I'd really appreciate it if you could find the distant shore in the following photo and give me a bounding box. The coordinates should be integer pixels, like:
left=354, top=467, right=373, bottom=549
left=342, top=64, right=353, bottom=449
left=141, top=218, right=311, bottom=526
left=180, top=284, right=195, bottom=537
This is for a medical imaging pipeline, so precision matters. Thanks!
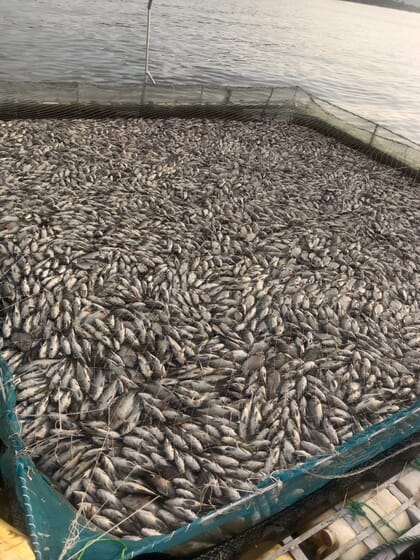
left=342, top=0, right=420, bottom=13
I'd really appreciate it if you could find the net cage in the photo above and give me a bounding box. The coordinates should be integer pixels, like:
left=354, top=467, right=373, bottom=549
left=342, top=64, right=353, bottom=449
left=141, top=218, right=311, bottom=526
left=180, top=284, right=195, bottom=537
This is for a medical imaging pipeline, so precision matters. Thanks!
left=0, top=53, right=420, bottom=560
left=0, top=354, right=419, bottom=560
left=0, top=81, right=419, bottom=175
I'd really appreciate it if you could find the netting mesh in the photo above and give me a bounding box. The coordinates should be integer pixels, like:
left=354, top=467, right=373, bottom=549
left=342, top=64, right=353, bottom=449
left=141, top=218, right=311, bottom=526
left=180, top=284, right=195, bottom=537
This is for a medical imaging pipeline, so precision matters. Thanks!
left=1, top=78, right=419, bottom=560
left=193, top=439, right=420, bottom=560
left=0, top=82, right=419, bottom=175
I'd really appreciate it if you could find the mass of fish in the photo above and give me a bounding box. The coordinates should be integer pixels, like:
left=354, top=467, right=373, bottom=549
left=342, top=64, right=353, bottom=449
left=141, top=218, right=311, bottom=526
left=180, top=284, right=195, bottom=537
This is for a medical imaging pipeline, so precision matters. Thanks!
left=0, top=117, right=419, bottom=540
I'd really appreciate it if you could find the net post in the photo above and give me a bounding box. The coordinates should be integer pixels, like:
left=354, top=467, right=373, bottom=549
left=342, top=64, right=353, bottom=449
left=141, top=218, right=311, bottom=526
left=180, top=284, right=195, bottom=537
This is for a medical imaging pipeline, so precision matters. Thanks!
left=293, top=85, right=299, bottom=108
left=144, top=0, right=156, bottom=85
left=369, top=123, right=379, bottom=148
left=223, top=87, right=231, bottom=105
left=261, top=87, right=273, bottom=118
left=140, top=82, right=146, bottom=107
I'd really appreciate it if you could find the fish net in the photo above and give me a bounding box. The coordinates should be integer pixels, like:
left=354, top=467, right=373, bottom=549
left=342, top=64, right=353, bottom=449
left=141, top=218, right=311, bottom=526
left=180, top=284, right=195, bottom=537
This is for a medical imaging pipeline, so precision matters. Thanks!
left=0, top=81, right=419, bottom=176
left=0, top=79, right=420, bottom=560
left=194, top=437, right=420, bottom=560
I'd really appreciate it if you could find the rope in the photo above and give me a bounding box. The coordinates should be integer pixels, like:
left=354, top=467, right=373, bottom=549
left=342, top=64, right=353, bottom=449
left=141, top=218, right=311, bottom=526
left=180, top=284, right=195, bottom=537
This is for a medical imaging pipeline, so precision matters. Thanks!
left=347, top=499, right=404, bottom=539
left=305, top=442, right=420, bottom=480
left=361, top=534, right=420, bottom=560
left=76, top=538, right=128, bottom=560
left=347, top=499, right=404, bottom=560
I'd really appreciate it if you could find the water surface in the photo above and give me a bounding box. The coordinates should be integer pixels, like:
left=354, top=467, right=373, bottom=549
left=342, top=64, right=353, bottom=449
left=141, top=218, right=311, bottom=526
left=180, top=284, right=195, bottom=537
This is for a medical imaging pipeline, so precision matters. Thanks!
left=0, top=0, right=419, bottom=141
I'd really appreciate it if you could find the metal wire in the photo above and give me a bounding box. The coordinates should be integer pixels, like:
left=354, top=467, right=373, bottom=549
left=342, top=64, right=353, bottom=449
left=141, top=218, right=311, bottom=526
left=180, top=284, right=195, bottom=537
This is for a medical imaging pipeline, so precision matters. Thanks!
left=144, top=0, right=156, bottom=85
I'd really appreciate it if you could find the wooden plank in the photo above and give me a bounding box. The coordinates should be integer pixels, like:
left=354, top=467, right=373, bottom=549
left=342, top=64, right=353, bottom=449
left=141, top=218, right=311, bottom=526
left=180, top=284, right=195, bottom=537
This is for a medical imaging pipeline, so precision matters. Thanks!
left=282, top=536, right=309, bottom=560
left=271, top=472, right=405, bottom=557
left=322, top=495, right=418, bottom=560
left=264, top=468, right=419, bottom=560
left=387, top=483, right=418, bottom=508
left=387, top=483, right=420, bottom=525
left=395, top=467, right=420, bottom=507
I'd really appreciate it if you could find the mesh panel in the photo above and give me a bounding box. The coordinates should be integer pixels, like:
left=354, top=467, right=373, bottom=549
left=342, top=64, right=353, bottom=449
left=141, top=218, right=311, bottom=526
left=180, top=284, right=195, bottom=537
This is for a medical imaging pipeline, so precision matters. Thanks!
left=192, top=438, right=420, bottom=560
left=0, top=81, right=419, bottom=175
left=1, top=77, right=419, bottom=560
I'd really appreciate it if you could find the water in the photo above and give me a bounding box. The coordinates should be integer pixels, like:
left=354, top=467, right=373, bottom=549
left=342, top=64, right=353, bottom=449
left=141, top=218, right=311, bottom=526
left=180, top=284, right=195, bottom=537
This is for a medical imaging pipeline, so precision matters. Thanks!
left=1, top=0, right=419, bottom=142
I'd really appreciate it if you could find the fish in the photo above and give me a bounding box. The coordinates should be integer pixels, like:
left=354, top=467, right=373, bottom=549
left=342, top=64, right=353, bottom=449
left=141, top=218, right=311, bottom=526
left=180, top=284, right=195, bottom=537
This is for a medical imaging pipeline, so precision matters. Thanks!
left=0, top=116, right=417, bottom=541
